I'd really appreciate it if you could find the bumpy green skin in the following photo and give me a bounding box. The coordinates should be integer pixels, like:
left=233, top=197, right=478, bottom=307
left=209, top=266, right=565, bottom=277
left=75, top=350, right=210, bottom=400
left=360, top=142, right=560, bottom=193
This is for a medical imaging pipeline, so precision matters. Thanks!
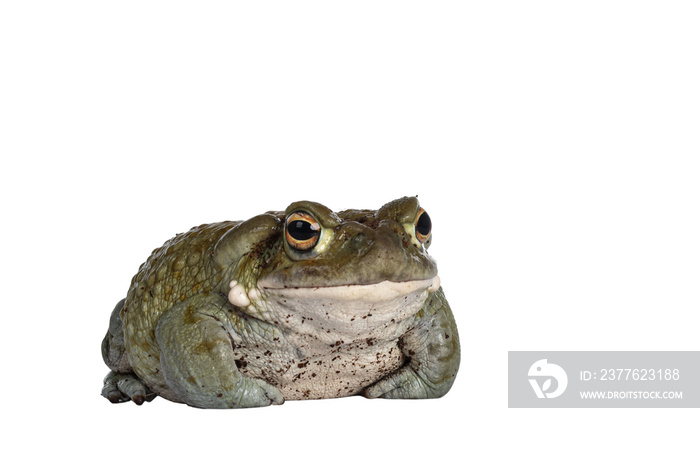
left=101, top=197, right=460, bottom=408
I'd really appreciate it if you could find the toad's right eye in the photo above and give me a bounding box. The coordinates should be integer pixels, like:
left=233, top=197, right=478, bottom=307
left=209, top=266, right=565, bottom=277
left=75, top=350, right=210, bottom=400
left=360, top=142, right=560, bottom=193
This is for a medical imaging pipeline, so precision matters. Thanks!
left=285, top=211, right=321, bottom=251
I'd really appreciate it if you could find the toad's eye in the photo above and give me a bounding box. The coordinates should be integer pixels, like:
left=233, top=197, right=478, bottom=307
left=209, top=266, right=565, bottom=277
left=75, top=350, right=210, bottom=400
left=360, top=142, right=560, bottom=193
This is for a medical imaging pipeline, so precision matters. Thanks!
left=286, top=211, right=321, bottom=251
left=414, top=209, right=432, bottom=244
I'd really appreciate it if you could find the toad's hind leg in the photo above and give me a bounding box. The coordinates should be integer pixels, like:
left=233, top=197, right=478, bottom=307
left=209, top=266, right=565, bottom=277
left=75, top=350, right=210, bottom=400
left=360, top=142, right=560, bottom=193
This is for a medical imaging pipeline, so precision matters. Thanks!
left=155, top=294, right=284, bottom=409
left=101, top=299, right=156, bottom=404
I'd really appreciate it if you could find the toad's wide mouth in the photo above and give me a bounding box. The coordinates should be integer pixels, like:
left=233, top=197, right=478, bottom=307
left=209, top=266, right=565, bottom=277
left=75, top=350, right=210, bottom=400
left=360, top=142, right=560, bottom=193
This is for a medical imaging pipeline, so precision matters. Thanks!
left=258, top=276, right=440, bottom=300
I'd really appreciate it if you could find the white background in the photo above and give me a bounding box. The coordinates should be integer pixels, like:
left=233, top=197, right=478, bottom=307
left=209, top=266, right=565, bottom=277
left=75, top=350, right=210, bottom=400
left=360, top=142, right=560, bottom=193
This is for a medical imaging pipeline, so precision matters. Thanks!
left=1, top=1, right=698, bottom=464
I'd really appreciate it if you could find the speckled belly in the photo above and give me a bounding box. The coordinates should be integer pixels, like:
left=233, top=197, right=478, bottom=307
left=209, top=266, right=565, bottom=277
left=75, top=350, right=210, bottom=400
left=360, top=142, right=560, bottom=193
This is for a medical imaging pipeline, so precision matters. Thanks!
left=237, top=336, right=405, bottom=400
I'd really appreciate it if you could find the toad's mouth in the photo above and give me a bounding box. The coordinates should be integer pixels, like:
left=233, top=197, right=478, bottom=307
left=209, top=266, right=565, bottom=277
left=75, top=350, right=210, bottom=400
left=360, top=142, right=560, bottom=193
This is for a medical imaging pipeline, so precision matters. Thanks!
left=257, top=276, right=440, bottom=298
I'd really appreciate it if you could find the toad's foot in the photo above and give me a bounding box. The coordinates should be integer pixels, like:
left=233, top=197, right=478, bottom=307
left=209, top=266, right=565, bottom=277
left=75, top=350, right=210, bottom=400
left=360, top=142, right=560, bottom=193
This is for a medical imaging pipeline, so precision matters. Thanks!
left=364, top=365, right=446, bottom=399
left=102, top=371, right=157, bottom=405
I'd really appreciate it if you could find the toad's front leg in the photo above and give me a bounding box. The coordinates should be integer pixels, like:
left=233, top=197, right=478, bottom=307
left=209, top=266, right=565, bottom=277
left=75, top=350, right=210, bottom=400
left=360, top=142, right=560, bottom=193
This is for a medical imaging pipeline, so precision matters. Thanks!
left=155, top=294, right=284, bottom=409
left=364, top=288, right=460, bottom=399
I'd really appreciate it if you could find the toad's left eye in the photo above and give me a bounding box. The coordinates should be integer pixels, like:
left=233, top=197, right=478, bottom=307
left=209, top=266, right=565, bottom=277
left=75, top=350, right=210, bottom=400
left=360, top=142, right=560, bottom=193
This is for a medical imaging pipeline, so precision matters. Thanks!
left=414, top=209, right=432, bottom=243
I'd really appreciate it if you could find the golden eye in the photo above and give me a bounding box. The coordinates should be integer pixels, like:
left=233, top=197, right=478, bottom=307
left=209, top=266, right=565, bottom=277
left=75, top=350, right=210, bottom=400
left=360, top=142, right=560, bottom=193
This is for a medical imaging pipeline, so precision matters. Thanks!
left=414, top=208, right=432, bottom=244
left=285, top=211, right=321, bottom=251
